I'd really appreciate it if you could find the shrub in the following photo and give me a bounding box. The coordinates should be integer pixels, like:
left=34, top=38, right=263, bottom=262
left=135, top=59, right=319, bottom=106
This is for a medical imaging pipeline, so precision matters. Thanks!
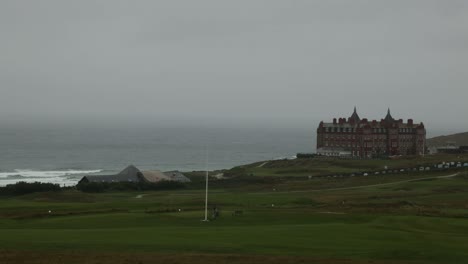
left=76, top=181, right=185, bottom=193
left=0, top=181, right=61, bottom=196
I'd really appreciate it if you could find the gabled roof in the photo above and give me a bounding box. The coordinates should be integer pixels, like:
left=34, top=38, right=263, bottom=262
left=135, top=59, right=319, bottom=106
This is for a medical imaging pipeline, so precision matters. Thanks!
left=165, top=171, right=191, bottom=183
left=141, top=170, right=171, bottom=183
left=81, top=165, right=142, bottom=183
left=79, top=166, right=192, bottom=184
left=140, top=170, right=191, bottom=183
left=117, top=165, right=141, bottom=178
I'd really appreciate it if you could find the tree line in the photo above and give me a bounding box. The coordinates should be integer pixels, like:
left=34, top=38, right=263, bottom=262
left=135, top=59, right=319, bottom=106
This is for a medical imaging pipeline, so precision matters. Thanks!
left=0, top=181, right=61, bottom=196
left=0, top=181, right=186, bottom=195
left=76, top=180, right=185, bottom=193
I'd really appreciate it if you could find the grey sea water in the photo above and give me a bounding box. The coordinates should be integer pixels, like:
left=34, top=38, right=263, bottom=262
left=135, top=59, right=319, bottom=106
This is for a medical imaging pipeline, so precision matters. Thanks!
left=0, top=123, right=315, bottom=186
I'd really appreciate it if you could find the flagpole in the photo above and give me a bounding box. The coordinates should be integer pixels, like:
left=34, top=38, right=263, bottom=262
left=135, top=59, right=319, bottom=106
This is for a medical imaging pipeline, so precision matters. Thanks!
left=203, top=146, right=209, bottom=222
left=204, top=168, right=209, bottom=221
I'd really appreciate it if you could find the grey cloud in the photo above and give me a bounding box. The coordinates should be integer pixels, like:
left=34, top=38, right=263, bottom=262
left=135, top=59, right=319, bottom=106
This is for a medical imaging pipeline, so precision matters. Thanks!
left=0, top=0, right=467, bottom=136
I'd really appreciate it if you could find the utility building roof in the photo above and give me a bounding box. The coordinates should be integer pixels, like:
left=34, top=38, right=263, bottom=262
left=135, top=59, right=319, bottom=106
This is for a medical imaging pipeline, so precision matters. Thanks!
left=140, top=170, right=171, bottom=183
left=78, top=165, right=191, bottom=184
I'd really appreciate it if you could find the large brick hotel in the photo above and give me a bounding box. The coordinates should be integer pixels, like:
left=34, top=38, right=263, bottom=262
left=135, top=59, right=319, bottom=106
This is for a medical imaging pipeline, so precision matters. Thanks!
left=316, top=108, right=426, bottom=158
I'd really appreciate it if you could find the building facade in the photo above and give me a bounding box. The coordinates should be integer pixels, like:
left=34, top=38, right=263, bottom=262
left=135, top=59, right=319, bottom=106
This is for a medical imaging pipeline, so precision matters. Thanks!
left=316, top=108, right=426, bottom=158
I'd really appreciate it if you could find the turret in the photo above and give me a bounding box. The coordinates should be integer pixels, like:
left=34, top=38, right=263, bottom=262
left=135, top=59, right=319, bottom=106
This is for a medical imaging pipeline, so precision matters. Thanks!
left=349, top=106, right=361, bottom=124
left=384, top=108, right=394, bottom=123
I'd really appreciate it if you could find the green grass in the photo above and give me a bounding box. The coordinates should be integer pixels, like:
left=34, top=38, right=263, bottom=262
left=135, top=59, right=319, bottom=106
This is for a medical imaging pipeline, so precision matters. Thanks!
left=1, top=170, right=468, bottom=263
left=228, top=153, right=468, bottom=177
left=1, top=214, right=467, bottom=261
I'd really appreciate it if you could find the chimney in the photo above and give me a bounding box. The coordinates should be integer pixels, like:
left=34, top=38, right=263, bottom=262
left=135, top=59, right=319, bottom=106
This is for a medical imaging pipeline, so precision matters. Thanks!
left=408, top=119, right=413, bottom=126
left=333, top=118, right=337, bottom=124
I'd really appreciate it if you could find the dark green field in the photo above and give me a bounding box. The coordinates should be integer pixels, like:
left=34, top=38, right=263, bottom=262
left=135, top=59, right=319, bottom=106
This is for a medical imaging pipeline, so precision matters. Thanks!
left=1, top=158, right=468, bottom=263
left=227, top=153, right=468, bottom=177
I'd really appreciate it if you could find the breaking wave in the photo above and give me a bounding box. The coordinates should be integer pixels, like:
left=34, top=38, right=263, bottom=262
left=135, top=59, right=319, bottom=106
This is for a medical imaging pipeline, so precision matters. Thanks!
left=0, top=169, right=103, bottom=187
left=0, top=169, right=102, bottom=179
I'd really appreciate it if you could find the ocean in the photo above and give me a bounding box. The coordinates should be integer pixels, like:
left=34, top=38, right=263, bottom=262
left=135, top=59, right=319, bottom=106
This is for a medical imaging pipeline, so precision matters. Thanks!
left=0, top=123, right=315, bottom=186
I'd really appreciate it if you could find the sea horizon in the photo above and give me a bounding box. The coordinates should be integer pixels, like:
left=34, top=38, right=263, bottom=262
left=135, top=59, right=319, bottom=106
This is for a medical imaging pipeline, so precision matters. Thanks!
left=0, top=122, right=314, bottom=186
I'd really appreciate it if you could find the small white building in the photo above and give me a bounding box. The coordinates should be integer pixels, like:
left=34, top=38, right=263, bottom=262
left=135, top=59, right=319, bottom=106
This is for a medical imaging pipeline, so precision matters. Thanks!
left=317, top=147, right=352, bottom=157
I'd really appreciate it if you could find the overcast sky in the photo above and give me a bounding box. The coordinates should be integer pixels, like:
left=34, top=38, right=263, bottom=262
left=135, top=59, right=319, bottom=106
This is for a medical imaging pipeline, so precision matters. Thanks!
left=1, top=0, right=467, bottom=135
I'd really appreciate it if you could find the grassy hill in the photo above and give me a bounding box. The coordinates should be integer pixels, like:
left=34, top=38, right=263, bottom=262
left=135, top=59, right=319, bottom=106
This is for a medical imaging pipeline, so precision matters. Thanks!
left=224, top=153, right=468, bottom=178
left=427, top=132, right=468, bottom=147
left=2, top=155, right=468, bottom=263
left=1, top=168, right=468, bottom=263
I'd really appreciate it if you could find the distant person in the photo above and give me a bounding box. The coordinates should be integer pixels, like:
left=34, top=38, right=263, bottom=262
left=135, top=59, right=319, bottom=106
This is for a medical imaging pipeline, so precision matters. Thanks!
left=212, top=205, right=219, bottom=219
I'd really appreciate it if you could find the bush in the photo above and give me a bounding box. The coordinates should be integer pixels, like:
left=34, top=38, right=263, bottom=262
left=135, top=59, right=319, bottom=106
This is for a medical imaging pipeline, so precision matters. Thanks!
left=0, top=181, right=61, bottom=196
left=296, top=153, right=317, bottom=159
left=223, top=167, right=247, bottom=178
left=76, top=181, right=185, bottom=193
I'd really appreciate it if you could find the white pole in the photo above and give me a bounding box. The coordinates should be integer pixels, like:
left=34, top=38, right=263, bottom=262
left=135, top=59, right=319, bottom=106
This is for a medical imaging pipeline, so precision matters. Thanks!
left=203, top=147, right=209, bottom=221
left=204, top=169, right=209, bottom=221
